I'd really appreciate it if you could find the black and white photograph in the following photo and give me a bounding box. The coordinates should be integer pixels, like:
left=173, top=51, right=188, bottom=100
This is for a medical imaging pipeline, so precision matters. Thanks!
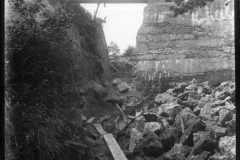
left=4, top=0, right=236, bottom=160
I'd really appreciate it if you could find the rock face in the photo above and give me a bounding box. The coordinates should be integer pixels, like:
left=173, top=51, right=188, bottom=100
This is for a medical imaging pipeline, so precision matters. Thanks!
left=132, top=0, right=234, bottom=86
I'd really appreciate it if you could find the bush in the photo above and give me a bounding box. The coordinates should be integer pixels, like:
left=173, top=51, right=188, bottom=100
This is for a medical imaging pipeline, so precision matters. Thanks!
left=169, top=0, right=214, bottom=17
left=122, top=45, right=135, bottom=57
left=108, top=41, right=121, bottom=56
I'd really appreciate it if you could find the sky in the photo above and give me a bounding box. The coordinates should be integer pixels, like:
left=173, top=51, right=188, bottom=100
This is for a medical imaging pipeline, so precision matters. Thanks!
left=81, top=4, right=146, bottom=53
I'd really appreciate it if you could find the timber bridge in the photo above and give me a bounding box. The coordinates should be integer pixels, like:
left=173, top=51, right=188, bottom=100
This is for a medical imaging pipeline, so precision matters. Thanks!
left=69, top=0, right=149, bottom=3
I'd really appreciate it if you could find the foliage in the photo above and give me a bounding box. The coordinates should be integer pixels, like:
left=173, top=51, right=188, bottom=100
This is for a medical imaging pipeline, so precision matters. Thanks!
left=169, top=0, right=214, bottom=17
left=5, top=0, right=99, bottom=159
left=122, top=45, right=135, bottom=57
left=107, top=41, right=120, bottom=56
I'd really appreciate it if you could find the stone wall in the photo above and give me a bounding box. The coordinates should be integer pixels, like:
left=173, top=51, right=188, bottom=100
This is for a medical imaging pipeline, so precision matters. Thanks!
left=133, top=0, right=235, bottom=85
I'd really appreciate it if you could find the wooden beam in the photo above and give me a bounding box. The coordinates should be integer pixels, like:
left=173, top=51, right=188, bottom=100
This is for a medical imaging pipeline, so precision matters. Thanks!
left=93, top=123, right=108, bottom=135
left=69, top=0, right=148, bottom=3
left=93, top=123, right=128, bottom=160
left=104, top=134, right=128, bottom=160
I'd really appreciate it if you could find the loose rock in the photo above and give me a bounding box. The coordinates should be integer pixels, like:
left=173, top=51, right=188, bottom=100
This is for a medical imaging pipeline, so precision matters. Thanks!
left=189, top=131, right=218, bottom=156
left=218, top=109, right=233, bottom=127
left=208, top=152, right=228, bottom=160
left=143, top=122, right=162, bottom=135
left=218, top=136, right=236, bottom=159
left=135, top=132, right=164, bottom=157
left=180, top=118, right=206, bottom=146
left=161, top=102, right=182, bottom=118
left=155, top=93, right=177, bottom=105
left=160, top=128, right=181, bottom=152
left=117, top=82, right=129, bottom=93
left=143, top=112, right=158, bottom=122
left=187, top=151, right=211, bottom=160
left=129, top=128, right=143, bottom=152
left=163, top=143, right=191, bottom=159
left=172, top=110, right=196, bottom=132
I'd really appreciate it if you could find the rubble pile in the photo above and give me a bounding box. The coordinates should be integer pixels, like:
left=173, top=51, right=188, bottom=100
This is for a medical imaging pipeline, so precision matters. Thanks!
left=121, top=80, right=236, bottom=160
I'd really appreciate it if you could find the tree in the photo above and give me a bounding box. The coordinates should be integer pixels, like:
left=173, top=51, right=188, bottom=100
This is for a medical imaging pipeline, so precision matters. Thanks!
left=169, top=0, right=214, bottom=17
left=108, top=41, right=120, bottom=56
left=122, top=45, right=135, bottom=57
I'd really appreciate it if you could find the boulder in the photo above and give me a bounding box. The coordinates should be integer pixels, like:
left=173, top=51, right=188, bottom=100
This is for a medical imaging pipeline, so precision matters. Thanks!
left=204, top=121, right=218, bottom=131
left=117, top=82, right=129, bottom=93
left=187, top=151, right=211, bottom=160
left=161, top=103, right=182, bottom=118
left=193, top=131, right=206, bottom=144
left=218, top=136, right=236, bottom=159
left=199, top=95, right=214, bottom=105
left=160, top=118, right=171, bottom=130
left=208, top=152, right=229, bottom=160
left=180, top=118, right=206, bottom=146
left=129, top=128, right=143, bottom=152
left=225, top=117, right=236, bottom=136
left=143, top=112, right=158, bottom=122
left=210, top=100, right=226, bottom=108
left=172, top=110, right=196, bottom=132
left=202, top=87, right=212, bottom=95
left=223, top=102, right=235, bottom=113
left=177, top=82, right=188, bottom=93
left=193, top=106, right=201, bottom=116
left=155, top=93, right=177, bottom=105
left=135, top=132, right=164, bottom=157
left=208, top=125, right=227, bottom=140
left=197, top=101, right=206, bottom=108
left=216, top=91, right=230, bottom=100
left=189, top=131, right=218, bottom=156
left=185, top=83, right=198, bottom=91
left=112, top=78, right=122, bottom=86
left=196, top=86, right=203, bottom=95
left=157, top=116, right=175, bottom=126
left=156, top=116, right=171, bottom=132
left=190, top=79, right=197, bottom=84
left=160, top=128, right=181, bottom=152
left=182, top=107, right=194, bottom=114
left=187, top=91, right=201, bottom=103
left=177, top=98, right=196, bottom=109
left=178, top=91, right=189, bottom=101
left=199, top=103, right=214, bottom=120
left=214, top=81, right=235, bottom=100
left=143, top=122, right=162, bottom=135
left=163, top=143, right=191, bottom=159
left=218, top=109, right=233, bottom=127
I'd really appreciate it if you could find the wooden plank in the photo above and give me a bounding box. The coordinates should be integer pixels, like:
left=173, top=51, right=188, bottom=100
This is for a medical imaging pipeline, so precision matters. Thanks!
left=93, top=123, right=108, bottom=135
left=69, top=0, right=148, bottom=3
left=103, top=134, right=128, bottom=160
left=86, top=117, right=95, bottom=124
left=65, top=141, right=88, bottom=148
left=96, top=115, right=110, bottom=123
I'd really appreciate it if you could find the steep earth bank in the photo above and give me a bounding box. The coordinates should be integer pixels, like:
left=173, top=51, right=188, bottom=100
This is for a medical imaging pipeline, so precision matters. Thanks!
left=6, top=0, right=113, bottom=159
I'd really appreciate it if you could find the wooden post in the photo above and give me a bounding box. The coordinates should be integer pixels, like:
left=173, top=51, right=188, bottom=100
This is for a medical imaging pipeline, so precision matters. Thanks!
left=94, top=0, right=100, bottom=20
